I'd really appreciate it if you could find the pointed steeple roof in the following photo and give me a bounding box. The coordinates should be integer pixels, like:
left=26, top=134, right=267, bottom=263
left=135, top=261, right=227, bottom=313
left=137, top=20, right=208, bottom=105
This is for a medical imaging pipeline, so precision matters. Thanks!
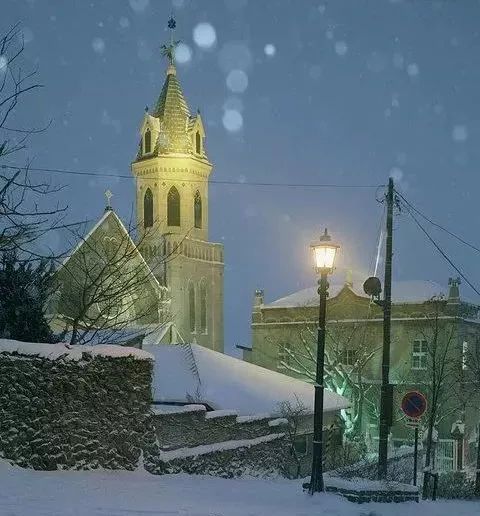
left=153, top=64, right=192, bottom=154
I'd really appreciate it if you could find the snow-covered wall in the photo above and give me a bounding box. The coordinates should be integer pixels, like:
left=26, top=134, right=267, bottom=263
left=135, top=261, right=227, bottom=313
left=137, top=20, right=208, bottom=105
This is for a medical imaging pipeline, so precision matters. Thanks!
left=0, top=339, right=152, bottom=470
left=144, top=406, right=290, bottom=478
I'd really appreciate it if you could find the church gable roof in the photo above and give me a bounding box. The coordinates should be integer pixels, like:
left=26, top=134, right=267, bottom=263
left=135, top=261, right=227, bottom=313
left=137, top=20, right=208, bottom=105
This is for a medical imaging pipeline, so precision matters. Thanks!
left=59, top=209, right=163, bottom=295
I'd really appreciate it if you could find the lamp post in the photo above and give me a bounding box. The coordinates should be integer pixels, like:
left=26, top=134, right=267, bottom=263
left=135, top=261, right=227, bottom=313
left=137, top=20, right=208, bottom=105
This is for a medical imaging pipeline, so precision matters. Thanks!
left=308, top=228, right=339, bottom=494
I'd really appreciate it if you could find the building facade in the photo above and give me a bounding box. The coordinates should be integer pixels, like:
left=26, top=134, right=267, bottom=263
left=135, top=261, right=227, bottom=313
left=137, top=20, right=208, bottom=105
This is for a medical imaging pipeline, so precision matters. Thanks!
left=242, top=277, right=480, bottom=470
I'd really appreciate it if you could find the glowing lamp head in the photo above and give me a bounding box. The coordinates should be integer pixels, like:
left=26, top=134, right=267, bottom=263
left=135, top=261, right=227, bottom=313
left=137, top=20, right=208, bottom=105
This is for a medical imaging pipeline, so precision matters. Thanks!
left=310, top=228, right=339, bottom=273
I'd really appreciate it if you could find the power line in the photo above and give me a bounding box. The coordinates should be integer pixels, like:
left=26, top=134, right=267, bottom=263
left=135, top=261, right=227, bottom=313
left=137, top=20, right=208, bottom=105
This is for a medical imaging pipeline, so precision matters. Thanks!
left=402, top=202, right=480, bottom=298
left=0, top=164, right=383, bottom=190
left=395, top=189, right=480, bottom=255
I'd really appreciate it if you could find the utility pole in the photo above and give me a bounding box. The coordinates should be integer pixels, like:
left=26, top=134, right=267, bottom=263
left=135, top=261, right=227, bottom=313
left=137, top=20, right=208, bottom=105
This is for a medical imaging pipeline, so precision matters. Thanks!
left=378, top=177, right=394, bottom=479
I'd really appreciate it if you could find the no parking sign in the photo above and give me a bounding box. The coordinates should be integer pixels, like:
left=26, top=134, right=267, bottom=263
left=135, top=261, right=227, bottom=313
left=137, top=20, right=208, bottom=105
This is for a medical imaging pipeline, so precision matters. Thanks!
left=401, top=390, right=427, bottom=420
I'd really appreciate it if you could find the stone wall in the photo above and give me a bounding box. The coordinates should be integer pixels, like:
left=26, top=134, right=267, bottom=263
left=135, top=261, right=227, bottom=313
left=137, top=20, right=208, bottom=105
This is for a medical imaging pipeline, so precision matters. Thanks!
left=144, top=405, right=290, bottom=478
left=323, top=476, right=419, bottom=503
left=0, top=340, right=152, bottom=471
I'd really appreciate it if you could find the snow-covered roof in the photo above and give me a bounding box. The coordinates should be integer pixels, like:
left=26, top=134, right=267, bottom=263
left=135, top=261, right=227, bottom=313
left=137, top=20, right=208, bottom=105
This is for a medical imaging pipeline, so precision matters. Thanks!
left=266, top=280, right=452, bottom=309
left=145, top=343, right=349, bottom=416
left=0, top=339, right=153, bottom=362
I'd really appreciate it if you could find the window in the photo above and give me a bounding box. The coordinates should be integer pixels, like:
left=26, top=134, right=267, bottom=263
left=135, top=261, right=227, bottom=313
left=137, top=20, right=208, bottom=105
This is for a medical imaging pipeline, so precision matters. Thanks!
left=194, top=190, right=202, bottom=229
left=167, top=186, right=180, bottom=226
left=341, top=349, right=356, bottom=366
left=278, top=342, right=291, bottom=370
left=293, top=435, right=308, bottom=456
left=144, top=128, right=151, bottom=154
left=411, top=339, right=428, bottom=370
left=144, top=188, right=153, bottom=228
left=200, top=280, right=207, bottom=334
left=188, top=282, right=196, bottom=333
left=195, top=131, right=201, bottom=154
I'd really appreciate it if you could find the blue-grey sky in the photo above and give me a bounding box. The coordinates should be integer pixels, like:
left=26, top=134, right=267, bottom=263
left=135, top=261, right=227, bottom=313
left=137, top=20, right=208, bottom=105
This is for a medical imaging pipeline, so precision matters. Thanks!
left=3, top=0, right=480, bottom=353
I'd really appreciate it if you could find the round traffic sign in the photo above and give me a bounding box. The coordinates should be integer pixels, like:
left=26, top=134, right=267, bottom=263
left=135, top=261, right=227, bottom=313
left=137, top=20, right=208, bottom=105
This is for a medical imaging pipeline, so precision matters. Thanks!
left=401, top=390, right=427, bottom=419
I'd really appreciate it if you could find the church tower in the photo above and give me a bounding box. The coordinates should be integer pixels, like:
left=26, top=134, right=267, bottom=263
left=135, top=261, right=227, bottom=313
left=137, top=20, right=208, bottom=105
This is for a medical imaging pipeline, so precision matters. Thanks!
left=131, top=19, right=224, bottom=352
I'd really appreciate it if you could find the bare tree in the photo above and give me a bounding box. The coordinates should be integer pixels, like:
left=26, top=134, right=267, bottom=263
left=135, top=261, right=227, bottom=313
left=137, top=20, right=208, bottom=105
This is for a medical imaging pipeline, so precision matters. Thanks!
left=278, top=397, right=310, bottom=479
left=51, top=213, right=172, bottom=346
left=395, top=296, right=459, bottom=496
left=463, top=335, right=480, bottom=495
left=0, top=23, right=65, bottom=256
left=276, top=317, right=379, bottom=438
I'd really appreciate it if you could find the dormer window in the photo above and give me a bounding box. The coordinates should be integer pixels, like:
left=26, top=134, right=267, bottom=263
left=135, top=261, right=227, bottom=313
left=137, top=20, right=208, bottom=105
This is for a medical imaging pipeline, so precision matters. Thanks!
left=195, top=131, right=201, bottom=154
left=144, top=128, right=152, bottom=154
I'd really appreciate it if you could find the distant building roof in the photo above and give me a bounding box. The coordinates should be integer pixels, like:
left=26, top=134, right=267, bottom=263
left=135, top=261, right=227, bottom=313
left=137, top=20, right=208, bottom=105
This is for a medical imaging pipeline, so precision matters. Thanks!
left=144, top=343, right=349, bottom=416
left=264, top=280, right=474, bottom=309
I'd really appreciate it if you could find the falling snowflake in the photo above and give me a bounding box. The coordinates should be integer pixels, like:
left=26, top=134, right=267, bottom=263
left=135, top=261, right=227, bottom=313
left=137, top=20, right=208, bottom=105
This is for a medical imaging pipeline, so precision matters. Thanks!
left=452, top=125, right=468, bottom=142
left=193, top=23, right=217, bottom=49
left=407, top=63, right=419, bottom=77
left=218, top=41, right=252, bottom=72
left=175, top=43, right=192, bottom=64
left=393, top=53, right=404, bottom=69
left=335, top=41, right=348, bottom=57
left=222, top=109, right=243, bottom=132
left=129, top=0, right=149, bottom=13
left=92, top=38, right=106, bottom=55
left=226, top=69, right=248, bottom=93
left=264, top=44, right=276, bottom=57
left=119, top=17, right=130, bottom=29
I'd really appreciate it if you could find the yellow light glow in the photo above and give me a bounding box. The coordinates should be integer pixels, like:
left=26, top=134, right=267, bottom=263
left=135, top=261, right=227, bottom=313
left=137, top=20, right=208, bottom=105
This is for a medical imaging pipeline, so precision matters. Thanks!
left=313, top=246, right=337, bottom=270
left=310, top=228, right=339, bottom=273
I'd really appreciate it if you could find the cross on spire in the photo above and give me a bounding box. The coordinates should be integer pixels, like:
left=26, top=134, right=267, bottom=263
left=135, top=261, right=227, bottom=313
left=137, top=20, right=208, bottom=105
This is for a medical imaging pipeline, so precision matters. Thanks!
left=161, top=15, right=180, bottom=66
left=104, top=189, right=113, bottom=211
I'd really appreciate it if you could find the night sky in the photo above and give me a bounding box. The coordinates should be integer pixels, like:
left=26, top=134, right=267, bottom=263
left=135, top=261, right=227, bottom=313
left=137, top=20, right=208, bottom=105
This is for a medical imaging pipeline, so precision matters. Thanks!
left=3, top=0, right=480, bottom=353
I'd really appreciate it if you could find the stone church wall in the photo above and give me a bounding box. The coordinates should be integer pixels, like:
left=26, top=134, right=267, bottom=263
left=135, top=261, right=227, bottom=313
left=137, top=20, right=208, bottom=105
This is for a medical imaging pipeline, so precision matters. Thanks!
left=143, top=406, right=291, bottom=478
left=0, top=340, right=152, bottom=471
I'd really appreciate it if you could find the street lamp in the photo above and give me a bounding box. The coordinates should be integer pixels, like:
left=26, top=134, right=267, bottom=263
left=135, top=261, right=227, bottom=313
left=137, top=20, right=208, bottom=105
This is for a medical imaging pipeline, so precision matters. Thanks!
left=308, top=228, right=339, bottom=494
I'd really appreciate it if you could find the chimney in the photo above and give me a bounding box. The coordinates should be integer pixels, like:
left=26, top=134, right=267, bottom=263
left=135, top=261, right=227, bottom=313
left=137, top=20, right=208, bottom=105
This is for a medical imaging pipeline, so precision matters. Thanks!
left=448, top=277, right=461, bottom=304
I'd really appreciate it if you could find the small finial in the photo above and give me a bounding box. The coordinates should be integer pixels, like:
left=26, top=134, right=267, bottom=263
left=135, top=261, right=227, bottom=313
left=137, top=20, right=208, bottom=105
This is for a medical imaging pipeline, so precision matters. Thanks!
left=161, top=14, right=180, bottom=69
left=104, top=189, right=113, bottom=211
left=145, top=105, right=149, bottom=113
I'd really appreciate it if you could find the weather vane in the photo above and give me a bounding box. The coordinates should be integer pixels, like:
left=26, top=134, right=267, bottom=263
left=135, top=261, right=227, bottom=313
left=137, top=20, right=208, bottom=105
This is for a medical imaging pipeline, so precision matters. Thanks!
left=161, top=14, right=180, bottom=65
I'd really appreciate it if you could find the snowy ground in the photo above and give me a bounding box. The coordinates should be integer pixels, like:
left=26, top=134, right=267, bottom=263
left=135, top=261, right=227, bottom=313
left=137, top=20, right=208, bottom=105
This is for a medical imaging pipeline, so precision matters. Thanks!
left=0, top=461, right=478, bottom=516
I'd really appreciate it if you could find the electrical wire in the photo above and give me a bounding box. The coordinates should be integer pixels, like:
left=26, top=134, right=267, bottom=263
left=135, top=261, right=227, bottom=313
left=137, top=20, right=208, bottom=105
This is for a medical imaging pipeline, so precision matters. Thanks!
left=0, top=164, right=384, bottom=190
left=395, top=189, right=480, bottom=256
left=402, top=202, right=480, bottom=298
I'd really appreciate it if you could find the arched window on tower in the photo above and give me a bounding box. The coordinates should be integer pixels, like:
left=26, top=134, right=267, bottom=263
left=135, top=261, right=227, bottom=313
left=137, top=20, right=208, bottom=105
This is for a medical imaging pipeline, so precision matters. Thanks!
left=167, top=186, right=180, bottom=226
left=188, top=282, right=196, bottom=333
left=195, top=131, right=201, bottom=154
left=144, top=188, right=153, bottom=228
left=200, top=280, right=207, bottom=334
left=194, top=190, right=202, bottom=229
left=144, top=128, right=152, bottom=154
